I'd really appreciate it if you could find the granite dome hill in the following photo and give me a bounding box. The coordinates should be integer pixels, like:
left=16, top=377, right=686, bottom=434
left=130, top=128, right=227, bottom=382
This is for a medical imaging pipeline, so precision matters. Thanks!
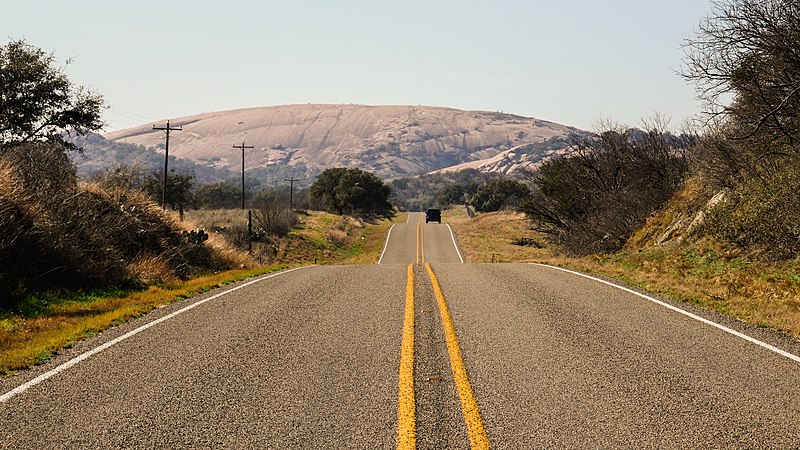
left=104, top=104, right=579, bottom=182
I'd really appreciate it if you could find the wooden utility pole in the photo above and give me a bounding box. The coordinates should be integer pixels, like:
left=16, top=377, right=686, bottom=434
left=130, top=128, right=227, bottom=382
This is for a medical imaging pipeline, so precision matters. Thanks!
left=153, top=120, right=182, bottom=207
left=284, top=176, right=300, bottom=209
left=232, top=141, right=254, bottom=210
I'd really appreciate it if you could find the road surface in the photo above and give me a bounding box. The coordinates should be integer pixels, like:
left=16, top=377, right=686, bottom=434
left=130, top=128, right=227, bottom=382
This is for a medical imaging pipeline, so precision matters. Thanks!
left=2, top=211, right=800, bottom=448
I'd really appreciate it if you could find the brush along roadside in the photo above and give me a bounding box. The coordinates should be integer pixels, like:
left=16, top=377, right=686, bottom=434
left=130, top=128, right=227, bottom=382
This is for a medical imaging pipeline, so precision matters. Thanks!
left=185, top=209, right=400, bottom=266
left=444, top=209, right=800, bottom=340
left=0, top=211, right=399, bottom=375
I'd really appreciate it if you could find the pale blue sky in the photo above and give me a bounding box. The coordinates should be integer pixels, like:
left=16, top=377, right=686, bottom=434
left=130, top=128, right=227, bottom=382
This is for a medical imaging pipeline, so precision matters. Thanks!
left=2, top=0, right=713, bottom=131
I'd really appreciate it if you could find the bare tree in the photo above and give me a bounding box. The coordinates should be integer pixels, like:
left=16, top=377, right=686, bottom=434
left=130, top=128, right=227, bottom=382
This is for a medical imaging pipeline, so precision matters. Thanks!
left=682, top=0, right=800, bottom=145
left=519, top=121, right=691, bottom=255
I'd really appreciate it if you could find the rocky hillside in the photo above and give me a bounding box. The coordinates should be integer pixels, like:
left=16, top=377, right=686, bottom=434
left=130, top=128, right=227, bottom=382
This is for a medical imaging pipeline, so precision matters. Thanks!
left=102, top=104, right=579, bottom=184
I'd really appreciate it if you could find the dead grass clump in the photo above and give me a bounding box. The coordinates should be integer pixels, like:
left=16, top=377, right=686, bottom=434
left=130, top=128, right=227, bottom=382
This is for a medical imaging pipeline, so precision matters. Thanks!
left=252, top=205, right=298, bottom=237
left=323, top=216, right=364, bottom=247
left=203, top=233, right=257, bottom=269
left=0, top=143, right=252, bottom=310
left=184, top=208, right=288, bottom=265
left=126, top=253, right=180, bottom=285
left=326, top=229, right=348, bottom=246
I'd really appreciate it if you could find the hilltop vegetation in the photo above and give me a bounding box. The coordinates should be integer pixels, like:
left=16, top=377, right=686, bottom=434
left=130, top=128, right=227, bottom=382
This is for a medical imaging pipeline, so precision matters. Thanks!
left=71, top=133, right=231, bottom=184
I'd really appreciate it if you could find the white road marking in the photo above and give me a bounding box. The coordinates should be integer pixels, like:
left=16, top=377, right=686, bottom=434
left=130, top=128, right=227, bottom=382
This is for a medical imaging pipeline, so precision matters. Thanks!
left=530, top=263, right=800, bottom=365
left=445, top=223, right=464, bottom=264
left=377, top=224, right=396, bottom=265
left=0, top=266, right=309, bottom=403
left=406, top=212, right=412, bottom=224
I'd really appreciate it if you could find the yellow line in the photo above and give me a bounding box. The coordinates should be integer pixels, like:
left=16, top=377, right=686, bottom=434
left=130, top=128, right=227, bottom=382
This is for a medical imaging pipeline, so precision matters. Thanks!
left=425, top=263, right=490, bottom=449
left=415, top=221, right=420, bottom=264
left=397, top=264, right=416, bottom=449
left=420, top=221, right=426, bottom=263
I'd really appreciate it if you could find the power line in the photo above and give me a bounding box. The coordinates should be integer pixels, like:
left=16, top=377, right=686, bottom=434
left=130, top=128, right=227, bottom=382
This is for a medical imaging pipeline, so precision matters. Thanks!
left=233, top=141, right=254, bottom=210
left=108, top=108, right=161, bottom=122
left=153, top=120, right=183, bottom=207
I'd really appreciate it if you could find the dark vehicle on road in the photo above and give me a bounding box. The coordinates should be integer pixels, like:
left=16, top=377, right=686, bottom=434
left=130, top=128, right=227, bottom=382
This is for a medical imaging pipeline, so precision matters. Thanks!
left=425, top=208, right=441, bottom=223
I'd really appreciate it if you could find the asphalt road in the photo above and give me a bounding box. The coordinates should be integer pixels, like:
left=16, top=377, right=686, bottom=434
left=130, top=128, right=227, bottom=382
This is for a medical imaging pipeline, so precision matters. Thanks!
left=2, top=211, right=800, bottom=448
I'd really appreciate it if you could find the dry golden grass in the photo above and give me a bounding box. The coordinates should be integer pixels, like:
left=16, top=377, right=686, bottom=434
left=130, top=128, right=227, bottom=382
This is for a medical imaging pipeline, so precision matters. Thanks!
left=549, top=242, right=800, bottom=339
left=126, top=253, right=179, bottom=285
left=444, top=209, right=551, bottom=263
left=0, top=160, right=18, bottom=194
left=203, top=232, right=257, bottom=269
left=281, top=211, right=400, bottom=265
left=0, top=267, right=284, bottom=374
left=446, top=209, right=800, bottom=339
left=184, top=209, right=248, bottom=231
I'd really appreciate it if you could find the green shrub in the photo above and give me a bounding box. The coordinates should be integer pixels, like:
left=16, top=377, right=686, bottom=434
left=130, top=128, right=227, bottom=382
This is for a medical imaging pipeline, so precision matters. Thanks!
left=704, top=165, right=800, bottom=259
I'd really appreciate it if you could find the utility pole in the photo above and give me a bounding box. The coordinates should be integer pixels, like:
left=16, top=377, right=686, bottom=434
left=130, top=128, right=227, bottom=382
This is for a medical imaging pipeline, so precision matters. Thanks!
left=232, top=141, right=254, bottom=210
left=153, top=120, right=182, bottom=207
left=284, top=176, right=300, bottom=209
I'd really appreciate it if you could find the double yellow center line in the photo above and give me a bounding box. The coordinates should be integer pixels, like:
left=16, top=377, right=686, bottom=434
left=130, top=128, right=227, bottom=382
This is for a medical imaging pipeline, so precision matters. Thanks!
left=416, top=218, right=425, bottom=264
left=398, top=213, right=489, bottom=449
left=397, top=264, right=416, bottom=448
left=424, top=263, right=489, bottom=449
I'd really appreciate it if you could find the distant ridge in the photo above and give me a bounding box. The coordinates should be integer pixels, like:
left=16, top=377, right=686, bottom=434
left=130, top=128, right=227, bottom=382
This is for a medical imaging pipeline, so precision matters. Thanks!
left=103, top=104, right=580, bottom=182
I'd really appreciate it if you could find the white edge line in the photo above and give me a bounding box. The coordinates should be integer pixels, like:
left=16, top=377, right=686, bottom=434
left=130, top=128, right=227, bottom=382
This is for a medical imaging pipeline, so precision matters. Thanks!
left=529, top=263, right=800, bottom=364
left=445, top=223, right=464, bottom=264
left=406, top=212, right=411, bottom=224
left=0, top=266, right=309, bottom=403
left=377, top=223, right=396, bottom=264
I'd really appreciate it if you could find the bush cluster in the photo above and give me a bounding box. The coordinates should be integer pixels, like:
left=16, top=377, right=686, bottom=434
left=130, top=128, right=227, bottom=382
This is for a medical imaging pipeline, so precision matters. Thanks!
left=703, top=165, right=800, bottom=259
left=520, top=125, right=691, bottom=255
left=682, top=0, right=800, bottom=260
left=308, top=167, right=394, bottom=219
left=0, top=143, right=233, bottom=308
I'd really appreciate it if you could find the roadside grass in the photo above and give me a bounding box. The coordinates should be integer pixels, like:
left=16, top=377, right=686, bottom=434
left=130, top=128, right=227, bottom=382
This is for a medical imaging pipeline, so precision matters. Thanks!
left=0, top=266, right=286, bottom=375
left=551, top=242, right=800, bottom=340
left=184, top=208, right=248, bottom=231
left=1, top=209, right=402, bottom=376
left=445, top=209, right=800, bottom=339
left=185, top=209, right=402, bottom=265
left=443, top=209, right=551, bottom=263
left=280, top=211, right=402, bottom=265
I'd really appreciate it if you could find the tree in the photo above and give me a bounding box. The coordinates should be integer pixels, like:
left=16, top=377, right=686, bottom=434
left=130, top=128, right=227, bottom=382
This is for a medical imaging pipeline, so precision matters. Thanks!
left=309, top=167, right=394, bottom=219
left=471, top=177, right=530, bottom=212
left=682, top=0, right=800, bottom=180
left=144, top=171, right=194, bottom=215
left=194, top=181, right=242, bottom=209
left=438, top=182, right=479, bottom=207
left=0, top=39, right=104, bottom=150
